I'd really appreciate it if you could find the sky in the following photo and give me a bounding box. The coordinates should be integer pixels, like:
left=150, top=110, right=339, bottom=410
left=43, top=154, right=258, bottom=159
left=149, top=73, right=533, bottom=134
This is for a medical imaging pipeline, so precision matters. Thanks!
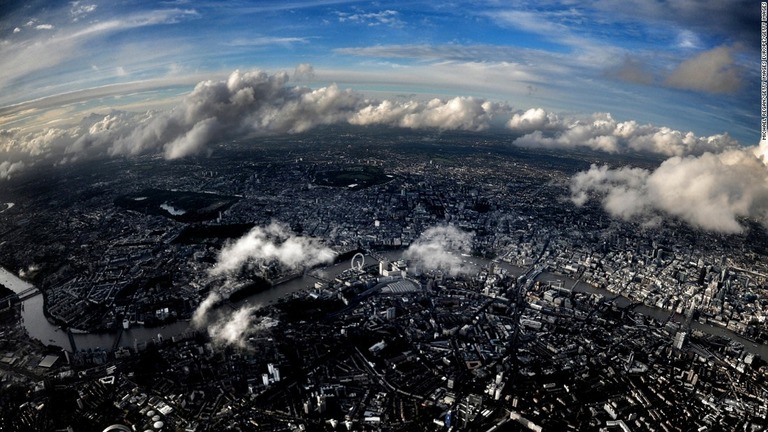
left=0, top=0, right=765, bottom=234
left=0, top=0, right=758, bottom=138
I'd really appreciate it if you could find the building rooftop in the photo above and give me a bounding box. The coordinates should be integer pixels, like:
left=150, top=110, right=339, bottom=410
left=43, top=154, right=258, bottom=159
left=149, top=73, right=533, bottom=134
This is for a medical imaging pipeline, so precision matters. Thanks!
left=37, top=354, right=59, bottom=369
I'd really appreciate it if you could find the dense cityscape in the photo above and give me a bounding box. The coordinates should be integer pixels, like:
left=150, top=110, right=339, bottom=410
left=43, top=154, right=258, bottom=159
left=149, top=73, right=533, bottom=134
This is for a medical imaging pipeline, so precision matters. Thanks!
left=0, top=0, right=762, bottom=430
left=0, top=129, right=765, bottom=431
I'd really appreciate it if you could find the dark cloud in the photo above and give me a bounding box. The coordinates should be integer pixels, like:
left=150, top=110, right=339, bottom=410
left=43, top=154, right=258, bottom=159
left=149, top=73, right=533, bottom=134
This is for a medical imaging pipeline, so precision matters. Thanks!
left=605, top=46, right=747, bottom=95
left=664, top=46, right=743, bottom=94
left=604, top=56, right=655, bottom=85
left=593, top=0, right=759, bottom=50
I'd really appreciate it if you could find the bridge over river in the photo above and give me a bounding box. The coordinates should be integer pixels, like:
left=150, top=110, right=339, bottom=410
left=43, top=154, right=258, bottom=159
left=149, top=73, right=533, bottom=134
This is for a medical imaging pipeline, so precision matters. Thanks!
left=0, top=267, right=40, bottom=303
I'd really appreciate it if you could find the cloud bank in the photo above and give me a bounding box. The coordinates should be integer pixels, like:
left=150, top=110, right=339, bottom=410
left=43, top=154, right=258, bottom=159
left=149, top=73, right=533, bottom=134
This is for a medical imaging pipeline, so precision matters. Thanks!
left=508, top=109, right=738, bottom=156
left=403, top=225, right=474, bottom=276
left=193, top=222, right=335, bottom=347
left=0, top=68, right=513, bottom=171
left=570, top=148, right=768, bottom=233
left=351, top=97, right=503, bottom=131
left=0, top=67, right=747, bottom=180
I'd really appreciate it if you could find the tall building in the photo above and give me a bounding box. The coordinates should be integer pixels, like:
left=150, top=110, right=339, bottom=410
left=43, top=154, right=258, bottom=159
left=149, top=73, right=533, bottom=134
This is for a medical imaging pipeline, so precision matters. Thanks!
left=458, top=394, right=484, bottom=423
left=673, top=331, right=687, bottom=350
left=625, top=351, right=634, bottom=372
left=268, top=363, right=281, bottom=382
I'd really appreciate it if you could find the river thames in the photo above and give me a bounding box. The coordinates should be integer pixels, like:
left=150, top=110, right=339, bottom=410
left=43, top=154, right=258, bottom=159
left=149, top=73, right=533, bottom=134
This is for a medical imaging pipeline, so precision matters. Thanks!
left=3, top=253, right=767, bottom=359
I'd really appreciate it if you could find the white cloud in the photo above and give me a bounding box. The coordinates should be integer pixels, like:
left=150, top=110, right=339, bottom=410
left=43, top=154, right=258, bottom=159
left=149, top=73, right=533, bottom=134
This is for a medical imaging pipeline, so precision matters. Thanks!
left=403, top=226, right=474, bottom=276
left=191, top=221, right=332, bottom=347
left=206, top=304, right=258, bottom=348
left=507, top=108, right=560, bottom=132
left=570, top=149, right=768, bottom=233
left=0, top=126, right=77, bottom=157
left=70, top=2, right=98, bottom=21
left=191, top=289, right=277, bottom=348
left=491, top=10, right=566, bottom=37
left=0, top=160, right=25, bottom=179
left=1, top=68, right=519, bottom=170
left=0, top=68, right=748, bottom=179
left=676, top=30, right=701, bottom=49
left=293, top=63, right=315, bottom=81
left=509, top=109, right=737, bottom=156
left=197, top=301, right=278, bottom=348
left=0, top=8, right=199, bottom=104
left=337, top=10, right=403, bottom=28
left=191, top=292, right=221, bottom=329
left=227, top=36, right=309, bottom=47
left=351, top=97, right=505, bottom=131
left=211, top=221, right=336, bottom=276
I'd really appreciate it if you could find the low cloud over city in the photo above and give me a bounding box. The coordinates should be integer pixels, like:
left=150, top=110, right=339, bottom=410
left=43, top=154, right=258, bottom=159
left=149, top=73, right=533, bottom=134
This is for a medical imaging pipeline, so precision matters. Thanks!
left=404, top=225, right=474, bottom=276
left=211, top=222, right=335, bottom=277
left=570, top=148, right=768, bottom=233
left=194, top=221, right=334, bottom=347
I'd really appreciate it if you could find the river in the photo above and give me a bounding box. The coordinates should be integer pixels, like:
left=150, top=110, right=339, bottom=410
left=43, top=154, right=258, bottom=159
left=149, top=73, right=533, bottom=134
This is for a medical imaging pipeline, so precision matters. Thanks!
left=5, top=252, right=768, bottom=358
left=0, top=266, right=33, bottom=294
left=535, top=273, right=768, bottom=359
left=8, top=253, right=395, bottom=352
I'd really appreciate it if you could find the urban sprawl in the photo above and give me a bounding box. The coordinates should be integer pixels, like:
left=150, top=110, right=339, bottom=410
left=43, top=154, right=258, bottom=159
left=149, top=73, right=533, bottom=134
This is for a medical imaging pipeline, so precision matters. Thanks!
left=0, top=129, right=766, bottom=431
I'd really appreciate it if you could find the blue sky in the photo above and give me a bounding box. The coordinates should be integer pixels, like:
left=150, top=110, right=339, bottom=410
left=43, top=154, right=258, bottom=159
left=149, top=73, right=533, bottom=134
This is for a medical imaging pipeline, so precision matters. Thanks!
left=0, top=0, right=759, bottom=144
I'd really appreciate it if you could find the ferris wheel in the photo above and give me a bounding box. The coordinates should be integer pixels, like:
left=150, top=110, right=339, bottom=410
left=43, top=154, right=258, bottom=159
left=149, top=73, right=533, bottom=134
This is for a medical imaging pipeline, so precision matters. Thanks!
left=351, top=252, right=365, bottom=271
